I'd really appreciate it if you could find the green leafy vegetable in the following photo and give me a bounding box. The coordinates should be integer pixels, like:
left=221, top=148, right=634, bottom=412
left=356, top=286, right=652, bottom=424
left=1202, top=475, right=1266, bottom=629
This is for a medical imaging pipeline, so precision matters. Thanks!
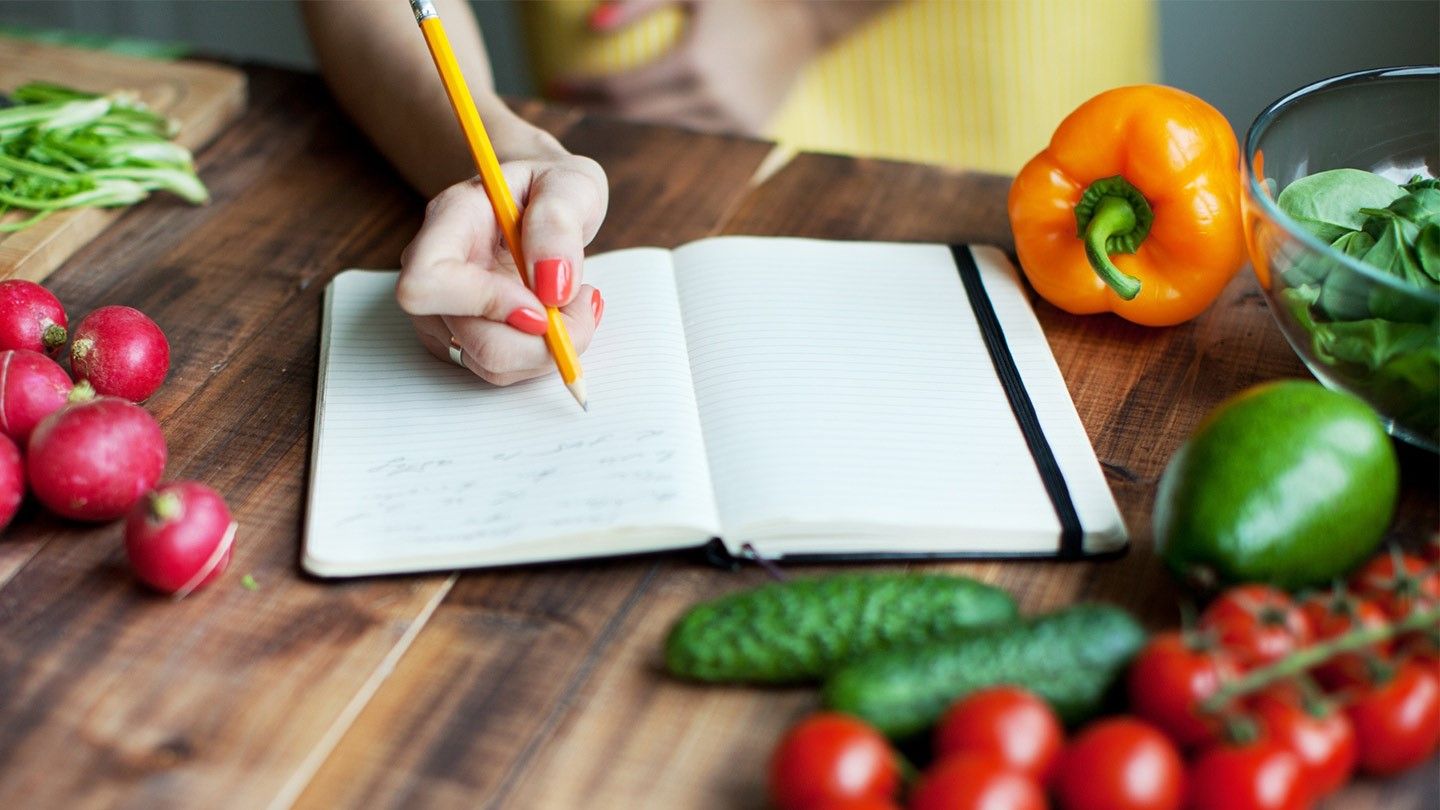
left=0, top=81, right=205, bottom=231
left=1275, top=168, right=1405, bottom=243
left=1416, top=223, right=1440, bottom=282
left=1274, top=167, right=1440, bottom=445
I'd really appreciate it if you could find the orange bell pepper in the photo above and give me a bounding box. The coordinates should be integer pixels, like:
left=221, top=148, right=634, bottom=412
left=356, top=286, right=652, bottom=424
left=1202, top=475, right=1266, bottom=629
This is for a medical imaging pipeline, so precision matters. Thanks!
left=1008, top=85, right=1246, bottom=326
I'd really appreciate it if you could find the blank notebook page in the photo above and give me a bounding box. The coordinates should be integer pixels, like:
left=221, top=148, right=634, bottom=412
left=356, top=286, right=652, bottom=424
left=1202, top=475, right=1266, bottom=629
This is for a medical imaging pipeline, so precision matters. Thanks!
left=674, top=237, right=1101, bottom=554
left=304, top=250, right=720, bottom=576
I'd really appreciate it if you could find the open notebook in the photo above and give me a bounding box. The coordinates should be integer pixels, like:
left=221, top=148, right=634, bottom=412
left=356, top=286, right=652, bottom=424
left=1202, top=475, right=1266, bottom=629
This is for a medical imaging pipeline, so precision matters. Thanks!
left=303, top=237, right=1125, bottom=577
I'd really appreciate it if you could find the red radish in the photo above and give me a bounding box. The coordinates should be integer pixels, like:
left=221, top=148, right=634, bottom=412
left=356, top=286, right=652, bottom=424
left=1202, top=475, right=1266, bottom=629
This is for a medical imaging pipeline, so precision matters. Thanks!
left=125, top=481, right=236, bottom=596
left=0, top=349, right=75, bottom=444
left=0, top=433, right=21, bottom=531
left=26, top=384, right=166, bottom=521
left=0, top=279, right=68, bottom=354
left=70, top=305, right=169, bottom=402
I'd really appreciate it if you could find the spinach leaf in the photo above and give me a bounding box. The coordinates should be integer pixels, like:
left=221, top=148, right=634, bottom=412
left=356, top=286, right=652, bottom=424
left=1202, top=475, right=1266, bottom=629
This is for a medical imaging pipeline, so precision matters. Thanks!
left=1319, top=263, right=1375, bottom=321
left=1416, top=223, right=1440, bottom=283
left=1276, top=168, right=1405, bottom=243
left=1360, top=216, right=1433, bottom=323
left=1370, top=347, right=1440, bottom=438
left=1403, top=175, right=1440, bottom=193
left=1320, top=318, right=1436, bottom=369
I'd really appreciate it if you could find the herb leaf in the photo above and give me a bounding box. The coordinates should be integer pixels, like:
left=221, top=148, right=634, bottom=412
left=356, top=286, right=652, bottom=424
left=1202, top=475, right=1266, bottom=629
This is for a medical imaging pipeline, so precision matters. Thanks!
left=1276, top=168, right=1405, bottom=243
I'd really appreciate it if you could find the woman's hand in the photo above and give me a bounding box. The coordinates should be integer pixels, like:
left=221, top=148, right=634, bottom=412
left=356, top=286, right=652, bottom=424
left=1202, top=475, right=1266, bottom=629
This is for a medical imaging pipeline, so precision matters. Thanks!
left=557, top=0, right=893, bottom=136
left=398, top=153, right=609, bottom=385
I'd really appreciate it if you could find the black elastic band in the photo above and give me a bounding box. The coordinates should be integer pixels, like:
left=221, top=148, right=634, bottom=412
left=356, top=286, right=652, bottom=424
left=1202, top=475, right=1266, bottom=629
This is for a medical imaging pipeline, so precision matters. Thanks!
left=951, top=245, right=1085, bottom=558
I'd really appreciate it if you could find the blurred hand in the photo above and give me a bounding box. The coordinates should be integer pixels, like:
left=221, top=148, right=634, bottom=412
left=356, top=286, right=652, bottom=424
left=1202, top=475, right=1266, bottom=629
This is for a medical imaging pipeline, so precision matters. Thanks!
left=398, top=154, right=608, bottom=385
left=557, top=0, right=825, bottom=136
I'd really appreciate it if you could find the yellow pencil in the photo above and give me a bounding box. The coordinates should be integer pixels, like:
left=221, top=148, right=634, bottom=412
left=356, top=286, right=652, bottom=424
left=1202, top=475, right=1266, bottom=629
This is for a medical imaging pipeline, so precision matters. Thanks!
left=409, top=0, right=588, bottom=409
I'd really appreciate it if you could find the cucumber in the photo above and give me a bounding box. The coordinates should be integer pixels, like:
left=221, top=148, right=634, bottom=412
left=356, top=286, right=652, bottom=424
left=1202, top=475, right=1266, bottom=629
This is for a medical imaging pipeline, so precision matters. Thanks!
left=822, top=603, right=1146, bottom=736
left=664, top=574, right=1018, bottom=684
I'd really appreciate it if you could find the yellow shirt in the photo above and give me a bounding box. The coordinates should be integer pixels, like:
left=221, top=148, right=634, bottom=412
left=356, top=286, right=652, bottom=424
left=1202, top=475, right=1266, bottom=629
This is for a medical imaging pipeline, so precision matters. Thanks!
left=520, top=0, right=1155, bottom=174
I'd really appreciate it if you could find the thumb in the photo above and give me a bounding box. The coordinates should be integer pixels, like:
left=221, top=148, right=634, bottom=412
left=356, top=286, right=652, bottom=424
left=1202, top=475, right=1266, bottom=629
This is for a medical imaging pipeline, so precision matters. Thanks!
left=520, top=165, right=606, bottom=308
left=589, top=0, right=682, bottom=31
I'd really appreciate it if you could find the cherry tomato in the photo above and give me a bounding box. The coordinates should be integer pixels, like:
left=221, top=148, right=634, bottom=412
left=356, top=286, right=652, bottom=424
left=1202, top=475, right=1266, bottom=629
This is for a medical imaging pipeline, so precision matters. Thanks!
left=1345, top=660, right=1440, bottom=776
left=1052, top=717, right=1185, bottom=810
left=1301, top=590, right=1393, bottom=690
left=1398, top=629, right=1440, bottom=681
left=1200, top=585, right=1313, bottom=669
left=933, top=686, right=1064, bottom=782
left=1186, top=739, right=1308, bottom=810
left=1249, top=690, right=1356, bottom=799
left=1126, top=632, right=1239, bottom=749
left=769, top=713, right=900, bottom=810
left=1423, top=535, right=1439, bottom=566
left=907, top=752, right=1045, bottom=810
left=811, top=799, right=903, bottom=810
left=1350, top=551, right=1440, bottom=620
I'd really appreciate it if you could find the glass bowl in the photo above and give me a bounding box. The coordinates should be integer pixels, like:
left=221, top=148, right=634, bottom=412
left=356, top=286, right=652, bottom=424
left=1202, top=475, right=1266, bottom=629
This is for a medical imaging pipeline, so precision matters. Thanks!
left=1243, top=66, right=1440, bottom=453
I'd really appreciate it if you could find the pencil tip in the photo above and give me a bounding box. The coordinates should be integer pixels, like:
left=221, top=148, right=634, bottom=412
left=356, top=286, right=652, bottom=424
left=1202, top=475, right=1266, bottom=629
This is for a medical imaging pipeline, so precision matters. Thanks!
left=567, top=378, right=589, bottom=411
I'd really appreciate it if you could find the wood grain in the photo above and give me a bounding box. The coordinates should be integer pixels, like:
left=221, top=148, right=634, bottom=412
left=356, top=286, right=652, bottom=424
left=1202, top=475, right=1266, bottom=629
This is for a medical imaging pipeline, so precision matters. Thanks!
left=294, top=115, right=777, bottom=810
left=0, top=68, right=443, bottom=810
left=0, top=39, right=245, bottom=282
left=390, top=152, right=1440, bottom=810
left=0, top=64, right=1433, bottom=810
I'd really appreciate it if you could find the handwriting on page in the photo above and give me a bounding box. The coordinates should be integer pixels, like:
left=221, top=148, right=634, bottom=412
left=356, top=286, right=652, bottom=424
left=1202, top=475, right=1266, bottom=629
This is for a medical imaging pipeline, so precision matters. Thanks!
left=307, top=256, right=721, bottom=569
left=328, top=428, right=685, bottom=545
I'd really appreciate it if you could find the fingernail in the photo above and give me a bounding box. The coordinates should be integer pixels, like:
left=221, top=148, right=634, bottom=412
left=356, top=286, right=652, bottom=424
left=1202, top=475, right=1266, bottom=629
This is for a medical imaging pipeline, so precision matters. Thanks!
left=591, top=289, right=605, bottom=326
left=533, top=258, right=573, bottom=307
left=506, top=308, right=549, bottom=335
left=588, top=2, right=622, bottom=31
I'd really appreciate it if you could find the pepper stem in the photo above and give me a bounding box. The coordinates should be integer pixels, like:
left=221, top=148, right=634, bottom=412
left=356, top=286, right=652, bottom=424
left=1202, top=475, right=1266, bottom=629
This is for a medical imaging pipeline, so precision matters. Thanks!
left=1074, top=176, right=1154, bottom=301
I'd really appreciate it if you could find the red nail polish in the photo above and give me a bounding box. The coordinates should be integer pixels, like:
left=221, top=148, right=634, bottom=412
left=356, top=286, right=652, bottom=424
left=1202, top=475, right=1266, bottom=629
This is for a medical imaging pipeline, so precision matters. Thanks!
left=588, top=2, right=622, bottom=31
left=506, top=308, right=549, bottom=336
left=591, top=289, right=605, bottom=326
left=533, top=258, right=573, bottom=307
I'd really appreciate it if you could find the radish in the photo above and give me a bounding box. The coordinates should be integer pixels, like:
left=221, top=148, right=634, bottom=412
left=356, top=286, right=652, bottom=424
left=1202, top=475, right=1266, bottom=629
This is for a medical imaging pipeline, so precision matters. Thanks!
left=0, top=433, right=21, bottom=531
left=0, top=279, right=68, bottom=354
left=0, top=349, right=75, bottom=444
left=26, top=383, right=166, bottom=521
left=125, top=481, right=236, bottom=597
left=70, top=305, right=169, bottom=402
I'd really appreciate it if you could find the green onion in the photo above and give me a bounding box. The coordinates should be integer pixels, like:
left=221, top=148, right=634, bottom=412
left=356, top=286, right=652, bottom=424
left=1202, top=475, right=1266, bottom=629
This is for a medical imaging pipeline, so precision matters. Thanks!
left=0, top=81, right=206, bottom=231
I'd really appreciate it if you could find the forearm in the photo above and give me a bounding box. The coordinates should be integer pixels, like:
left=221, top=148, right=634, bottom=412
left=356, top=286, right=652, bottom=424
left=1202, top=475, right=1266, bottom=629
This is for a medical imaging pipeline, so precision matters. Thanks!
left=301, top=0, right=567, bottom=198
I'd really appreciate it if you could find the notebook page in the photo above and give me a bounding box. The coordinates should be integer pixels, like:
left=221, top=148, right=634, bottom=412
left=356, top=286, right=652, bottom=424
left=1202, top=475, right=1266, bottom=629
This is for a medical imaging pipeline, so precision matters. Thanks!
left=304, top=249, right=720, bottom=576
left=673, top=237, right=1062, bottom=554
left=967, top=245, right=1127, bottom=553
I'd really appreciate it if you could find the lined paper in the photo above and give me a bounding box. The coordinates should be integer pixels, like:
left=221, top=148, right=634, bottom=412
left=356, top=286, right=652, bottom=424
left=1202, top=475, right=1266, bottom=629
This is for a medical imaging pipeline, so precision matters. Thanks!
left=674, top=237, right=1107, bottom=554
left=304, top=250, right=720, bottom=576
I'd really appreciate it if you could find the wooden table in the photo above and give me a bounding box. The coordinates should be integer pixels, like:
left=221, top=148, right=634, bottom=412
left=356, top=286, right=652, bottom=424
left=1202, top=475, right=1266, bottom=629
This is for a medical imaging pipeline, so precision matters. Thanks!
left=1, top=65, right=1435, bottom=810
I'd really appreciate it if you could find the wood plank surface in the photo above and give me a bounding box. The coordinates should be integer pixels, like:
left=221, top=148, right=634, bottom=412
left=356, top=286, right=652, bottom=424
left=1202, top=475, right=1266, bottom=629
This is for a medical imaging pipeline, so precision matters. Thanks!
left=0, top=67, right=446, bottom=810
left=485, top=156, right=1437, bottom=810
left=294, top=114, right=777, bottom=810
left=0, top=62, right=1434, bottom=810
left=0, top=39, right=246, bottom=283
left=308, top=150, right=1437, bottom=809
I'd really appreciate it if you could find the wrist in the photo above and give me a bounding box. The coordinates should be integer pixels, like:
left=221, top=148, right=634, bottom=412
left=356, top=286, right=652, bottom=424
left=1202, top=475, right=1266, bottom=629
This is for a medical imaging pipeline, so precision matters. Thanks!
left=477, top=96, right=570, bottom=163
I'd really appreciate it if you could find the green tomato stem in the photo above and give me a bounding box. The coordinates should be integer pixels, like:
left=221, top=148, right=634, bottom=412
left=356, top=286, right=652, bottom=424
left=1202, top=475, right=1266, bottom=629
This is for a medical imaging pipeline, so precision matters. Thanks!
left=1202, top=605, right=1440, bottom=714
